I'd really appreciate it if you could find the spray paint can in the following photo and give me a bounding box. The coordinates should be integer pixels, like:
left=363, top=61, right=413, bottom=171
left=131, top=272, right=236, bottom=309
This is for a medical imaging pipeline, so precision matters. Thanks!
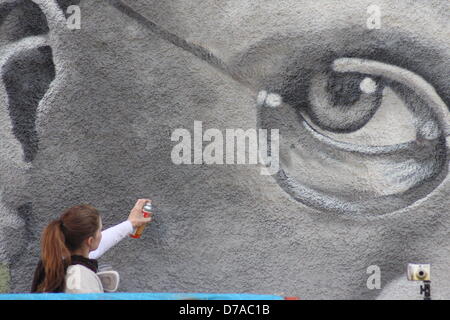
left=130, top=201, right=152, bottom=239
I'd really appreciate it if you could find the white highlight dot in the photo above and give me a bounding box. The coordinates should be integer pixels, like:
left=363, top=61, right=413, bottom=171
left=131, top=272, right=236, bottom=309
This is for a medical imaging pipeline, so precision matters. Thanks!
left=266, top=93, right=282, bottom=107
left=257, top=90, right=268, bottom=106
left=360, top=77, right=377, bottom=94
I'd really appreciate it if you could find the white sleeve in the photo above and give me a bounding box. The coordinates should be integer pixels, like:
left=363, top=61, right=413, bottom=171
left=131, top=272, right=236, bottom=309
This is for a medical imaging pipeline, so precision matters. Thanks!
left=89, top=220, right=134, bottom=259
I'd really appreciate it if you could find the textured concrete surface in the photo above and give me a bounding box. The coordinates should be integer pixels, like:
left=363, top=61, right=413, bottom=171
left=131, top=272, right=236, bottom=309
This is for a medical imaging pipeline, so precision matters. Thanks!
left=0, top=0, right=448, bottom=299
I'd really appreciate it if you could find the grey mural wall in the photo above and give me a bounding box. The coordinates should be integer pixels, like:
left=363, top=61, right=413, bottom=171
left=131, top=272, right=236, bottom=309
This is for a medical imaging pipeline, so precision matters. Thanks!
left=0, top=0, right=449, bottom=299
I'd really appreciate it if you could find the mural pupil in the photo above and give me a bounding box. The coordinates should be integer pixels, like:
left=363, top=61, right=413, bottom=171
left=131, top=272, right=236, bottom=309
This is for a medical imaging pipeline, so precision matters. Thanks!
left=326, top=72, right=380, bottom=108
left=305, top=70, right=383, bottom=133
left=326, top=72, right=367, bottom=107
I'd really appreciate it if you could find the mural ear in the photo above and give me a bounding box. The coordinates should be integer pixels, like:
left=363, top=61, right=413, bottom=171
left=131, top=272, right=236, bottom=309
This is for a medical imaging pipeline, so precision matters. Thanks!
left=0, top=0, right=55, bottom=163
left=0, top=1, right=66, bottom=293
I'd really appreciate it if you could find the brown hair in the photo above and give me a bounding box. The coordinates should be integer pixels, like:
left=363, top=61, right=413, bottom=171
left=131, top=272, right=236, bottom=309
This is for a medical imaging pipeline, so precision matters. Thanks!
left=36, top=204, right=100, bottom=293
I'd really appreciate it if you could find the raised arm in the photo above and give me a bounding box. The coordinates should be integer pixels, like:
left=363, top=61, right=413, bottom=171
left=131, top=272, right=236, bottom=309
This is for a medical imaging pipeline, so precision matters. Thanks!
left=89, top=220, right=133, bottom=259
left=89, top=199, right=153, bottom=259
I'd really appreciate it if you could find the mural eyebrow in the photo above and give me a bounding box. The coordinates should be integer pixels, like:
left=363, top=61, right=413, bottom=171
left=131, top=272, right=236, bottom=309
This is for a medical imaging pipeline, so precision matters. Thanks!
left=106, top=0, right=252, bottom=89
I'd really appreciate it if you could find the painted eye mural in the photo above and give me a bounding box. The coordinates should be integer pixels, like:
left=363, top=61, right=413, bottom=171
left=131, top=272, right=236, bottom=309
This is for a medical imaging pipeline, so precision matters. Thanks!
left=257, top=58, right=448, bottom=216
left=229, top=30, right=450, bottom=216
left=103, top=1, right=450, bottom=216
left=0, top=0, right=449, bottom=299
left=100, top=4, right=449, bottom=218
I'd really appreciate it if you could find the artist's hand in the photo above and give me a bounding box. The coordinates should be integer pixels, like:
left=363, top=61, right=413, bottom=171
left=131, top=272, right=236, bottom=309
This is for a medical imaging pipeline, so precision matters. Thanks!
left=127, top=199, right=153, bottom=228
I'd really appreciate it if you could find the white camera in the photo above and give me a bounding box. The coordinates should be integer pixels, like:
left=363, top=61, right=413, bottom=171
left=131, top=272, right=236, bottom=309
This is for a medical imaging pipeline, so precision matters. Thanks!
left=406, top=264, right=430, bottom=281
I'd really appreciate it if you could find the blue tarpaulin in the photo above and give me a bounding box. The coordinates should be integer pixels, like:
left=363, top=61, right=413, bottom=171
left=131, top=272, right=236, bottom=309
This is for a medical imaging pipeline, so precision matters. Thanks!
left=0, top=292, right=285, bottom=300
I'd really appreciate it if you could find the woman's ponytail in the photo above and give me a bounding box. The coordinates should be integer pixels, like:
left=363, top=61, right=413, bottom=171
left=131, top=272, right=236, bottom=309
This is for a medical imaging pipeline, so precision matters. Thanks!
left=37, top=219, right=71, bottom=292
left=34, top=204, right=100, bottom=292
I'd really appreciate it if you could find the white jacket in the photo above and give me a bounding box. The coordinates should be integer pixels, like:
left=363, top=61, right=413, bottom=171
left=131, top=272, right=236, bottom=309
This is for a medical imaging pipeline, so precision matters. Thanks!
left=65, top=264, right=104, bottom=293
